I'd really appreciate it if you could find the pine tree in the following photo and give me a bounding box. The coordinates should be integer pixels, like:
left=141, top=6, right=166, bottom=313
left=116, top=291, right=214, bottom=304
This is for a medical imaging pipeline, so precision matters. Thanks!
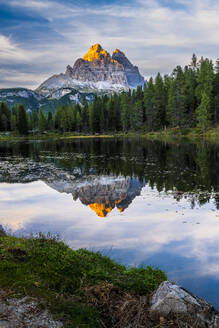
left=30, top=110, right=38, bottom=131
left=81, top=97, right=89, bottom=132
left=76, top=109, right=82, bottom=132
left=144, top=78, right=155, bottom=131
left=190, top=53, right=198, bottom=71
left=183, top=65, right=197, bottom=127
left=196, top=92, right=210, bottom=131
left=167, top=66, right=186, bottom=127
left=195, top=58, right=214, bottom=126
left=11, top=113, right=17, bottom=132
left=17, top=105, right=28, bottom=135
left=212, top=59, right=219, bottom=124
left=47, top=112, right=53, bottom=131
left=153, top=73, right=165, bottom=130
left=132, top=99, right=143, bottom=130
left=0, top=102, right=11, bottom=131
left=38, top=107, right=47, bottom=132
left=88, top=103, right=95, bottom=133
left=88, top=97, right=101, bottom=133
left=196, top=58, right=214, bottom=102
left=121, top=92, right=130, bottom=132
left=106, top=97, right=116, bottom=131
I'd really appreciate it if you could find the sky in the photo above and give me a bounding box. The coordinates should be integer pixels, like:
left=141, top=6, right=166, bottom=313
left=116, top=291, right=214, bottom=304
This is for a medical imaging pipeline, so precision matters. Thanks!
left=1, top=0, right=219, bottom=89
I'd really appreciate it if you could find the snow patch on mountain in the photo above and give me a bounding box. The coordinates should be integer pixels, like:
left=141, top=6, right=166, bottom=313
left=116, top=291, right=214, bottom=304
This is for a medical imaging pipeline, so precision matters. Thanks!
left=0, top=89, right=43, bottom=101
left=36, top=76, right=129, bottom=98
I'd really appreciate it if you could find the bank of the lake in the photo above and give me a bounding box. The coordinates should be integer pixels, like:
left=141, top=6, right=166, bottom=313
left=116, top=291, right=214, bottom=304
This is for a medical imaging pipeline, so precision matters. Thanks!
left=0, top=233, right=166, bottom=327
left=142, top=127, right=219, bottom=142
left=1, top=233, right=219, bottom=327
left=2, top=233, right=219, bottom=328
left=1, top=126, right=219, bottom=142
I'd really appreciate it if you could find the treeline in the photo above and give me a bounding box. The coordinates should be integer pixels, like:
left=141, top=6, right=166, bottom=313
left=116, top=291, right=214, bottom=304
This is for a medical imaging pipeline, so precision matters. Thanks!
left=1, top=54, right=219, bottom=134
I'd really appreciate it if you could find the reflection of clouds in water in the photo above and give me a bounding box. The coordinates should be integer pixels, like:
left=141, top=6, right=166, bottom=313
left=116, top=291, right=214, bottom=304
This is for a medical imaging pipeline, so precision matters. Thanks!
left=1, top=181, right=219, bottom=281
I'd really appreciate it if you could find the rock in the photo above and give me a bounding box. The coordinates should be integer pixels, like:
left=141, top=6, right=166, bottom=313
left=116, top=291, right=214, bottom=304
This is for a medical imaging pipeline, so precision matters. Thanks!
left=112, top=48, right=144, bottom=87
left=66, top=43, right=128, bottom=87
left=150, top=281, right=219, bottom=327
left=0, top=295, right=63, bottom=328
left=36, top=44, right=145, bottom=95
left=0, top=321, right=10, bottom=328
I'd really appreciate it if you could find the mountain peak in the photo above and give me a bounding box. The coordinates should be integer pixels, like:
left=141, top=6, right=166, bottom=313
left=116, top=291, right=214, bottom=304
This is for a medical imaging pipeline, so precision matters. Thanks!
left=113, top=48, right=124, bottom=56
left=36, top=44, right=145, bottom=95
left=83, top=44, right=111, bottom=62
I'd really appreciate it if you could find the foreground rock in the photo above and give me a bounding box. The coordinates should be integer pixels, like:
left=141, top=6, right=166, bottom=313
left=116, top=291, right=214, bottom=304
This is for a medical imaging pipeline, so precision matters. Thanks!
left=86, top=282, right=219, bottom=328
left=0, top=294, right=63, bottom=328
left=151, top=281, right=219, bottom=327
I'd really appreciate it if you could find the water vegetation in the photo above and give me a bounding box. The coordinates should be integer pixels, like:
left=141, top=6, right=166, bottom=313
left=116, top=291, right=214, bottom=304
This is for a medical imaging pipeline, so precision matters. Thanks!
left=0, top=233, right=166, bottom=327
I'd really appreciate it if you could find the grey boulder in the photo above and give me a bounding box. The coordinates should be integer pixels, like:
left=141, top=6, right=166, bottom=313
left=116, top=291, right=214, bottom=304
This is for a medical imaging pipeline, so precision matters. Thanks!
left=150, top=281, right=219, bottom=327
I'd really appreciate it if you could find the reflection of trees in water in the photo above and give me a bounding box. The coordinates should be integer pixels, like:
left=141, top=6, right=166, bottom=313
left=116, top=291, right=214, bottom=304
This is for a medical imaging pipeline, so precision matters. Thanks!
left=0, top=138, right=219, bottom=207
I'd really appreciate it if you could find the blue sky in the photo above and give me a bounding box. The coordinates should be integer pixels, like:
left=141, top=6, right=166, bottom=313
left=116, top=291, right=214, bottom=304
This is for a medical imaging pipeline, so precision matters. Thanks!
left=0, top=0, right=219, bottom=88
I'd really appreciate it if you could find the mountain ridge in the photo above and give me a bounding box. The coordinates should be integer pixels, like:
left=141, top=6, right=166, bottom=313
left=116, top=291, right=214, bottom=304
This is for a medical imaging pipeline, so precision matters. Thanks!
left=0, top=87, right=94, bottom=114
left=36, top=44, right=145, bottom=96
left=0, top=44, right=145, bottom=112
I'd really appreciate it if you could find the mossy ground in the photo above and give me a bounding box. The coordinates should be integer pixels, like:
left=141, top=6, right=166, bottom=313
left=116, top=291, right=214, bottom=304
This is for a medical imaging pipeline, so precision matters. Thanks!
left=0, top=234, right=166, bottom=327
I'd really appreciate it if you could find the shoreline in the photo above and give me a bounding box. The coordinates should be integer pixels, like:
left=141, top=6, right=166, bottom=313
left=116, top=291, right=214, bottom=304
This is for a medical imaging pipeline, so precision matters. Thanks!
left=0, top=127, right=219, bottom=142
left=0, top=232, right=218, bottom=327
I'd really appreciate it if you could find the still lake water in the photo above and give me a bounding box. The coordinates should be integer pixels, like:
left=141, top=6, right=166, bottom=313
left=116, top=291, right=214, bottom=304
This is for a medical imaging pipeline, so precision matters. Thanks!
left=0, top=138, right=219, bottom=307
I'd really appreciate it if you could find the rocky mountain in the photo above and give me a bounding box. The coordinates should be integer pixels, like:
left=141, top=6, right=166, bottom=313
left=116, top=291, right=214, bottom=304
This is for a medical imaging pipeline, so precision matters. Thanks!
left=0, top=87, right=94, bottom=114
left=36, top=44, right=145, bottom=96
left=0, top=44, right=144, bottom=112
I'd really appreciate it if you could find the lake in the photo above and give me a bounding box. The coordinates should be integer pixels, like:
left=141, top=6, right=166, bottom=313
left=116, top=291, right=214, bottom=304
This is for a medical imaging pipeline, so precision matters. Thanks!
left=0, top=137, right=219, bottom=308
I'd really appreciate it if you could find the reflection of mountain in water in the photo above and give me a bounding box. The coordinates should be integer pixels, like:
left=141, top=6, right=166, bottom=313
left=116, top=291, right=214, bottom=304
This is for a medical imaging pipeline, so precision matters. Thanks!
left=1, top=138, right=219, bottom=210
left=0, top=157, right=145, bottom=217
left=48, top=176, right=145, bottom=217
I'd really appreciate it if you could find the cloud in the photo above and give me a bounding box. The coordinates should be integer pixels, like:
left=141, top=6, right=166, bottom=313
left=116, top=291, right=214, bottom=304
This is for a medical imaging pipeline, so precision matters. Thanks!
left=1, top=0, right=219, bottom=88
left=2, top=0, right=51, bottom=10
left=0, top=35, right=30, bottom=61
left=0, top=68, right=50, bottom=88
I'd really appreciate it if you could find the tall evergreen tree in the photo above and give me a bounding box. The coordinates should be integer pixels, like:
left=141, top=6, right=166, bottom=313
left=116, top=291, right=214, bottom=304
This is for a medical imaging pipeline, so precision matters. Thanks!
left=81, top=97, right=89, bottom=132
left=196, top=92, right=210, bottom=131
left=132, top=99, right=144, bottom=130
left=153, top=73, right=165, bottom=130
left=30, top=110, right=38, bottom=130
left=47, top=112, right=53, bottom=131
left=17, top=105, right=28, bottom=135
left=0, top=102, right=11, bottom=131
left=38, top=107, right=47, bottom=132
left=121, top=92, right=130, bottom=132
left=144, top=77, right=155, bottom=131
left=196, top=58, right=214, bottom=101
left=167, top=66, right=186, bottom=127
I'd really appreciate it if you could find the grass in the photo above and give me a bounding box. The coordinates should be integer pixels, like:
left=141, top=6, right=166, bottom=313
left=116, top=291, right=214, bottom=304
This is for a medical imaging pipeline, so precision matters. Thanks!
left=1, top=126, right=219, bottom=142
left=142, top=126, right=219, bottom=143
left=0, top=233, right=166, bottom=327
left=0, top=132, right=117, bottom=141
left=2, top=126, right=219, bottom=143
